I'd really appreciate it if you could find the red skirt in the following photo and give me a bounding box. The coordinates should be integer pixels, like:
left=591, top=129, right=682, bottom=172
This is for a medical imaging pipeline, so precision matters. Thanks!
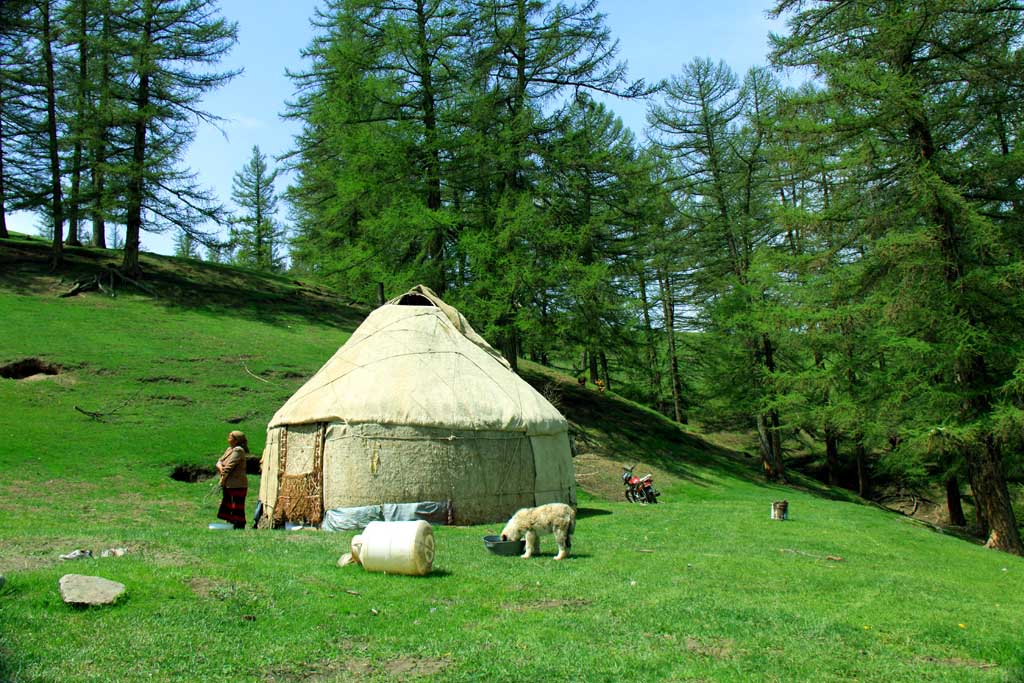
left=217, top=488, right=247, bottom=527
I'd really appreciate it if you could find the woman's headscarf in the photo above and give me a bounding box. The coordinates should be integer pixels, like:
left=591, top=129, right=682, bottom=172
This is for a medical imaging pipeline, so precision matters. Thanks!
left=229, top=430, right=249, bottom=452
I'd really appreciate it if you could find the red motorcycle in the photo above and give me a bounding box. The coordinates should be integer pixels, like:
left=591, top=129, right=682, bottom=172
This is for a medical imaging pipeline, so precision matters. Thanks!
left=622, top=464, right=660, bottom=504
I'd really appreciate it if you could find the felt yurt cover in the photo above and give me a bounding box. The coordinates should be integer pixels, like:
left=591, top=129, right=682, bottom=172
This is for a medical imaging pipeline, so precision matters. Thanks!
left=258, top=285, right=576, bottom=526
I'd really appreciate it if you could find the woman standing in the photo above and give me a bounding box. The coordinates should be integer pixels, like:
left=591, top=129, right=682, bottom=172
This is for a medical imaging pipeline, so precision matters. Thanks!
left=216, top=431, right=249, bottom=529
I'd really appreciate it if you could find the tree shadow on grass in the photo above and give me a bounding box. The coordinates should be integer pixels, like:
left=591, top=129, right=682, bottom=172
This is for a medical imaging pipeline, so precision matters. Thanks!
left=0, top=236, right=368, bottom=330
left=522, top=364, right=856, bottom=504
left=523, top=366, right=765, bottom=484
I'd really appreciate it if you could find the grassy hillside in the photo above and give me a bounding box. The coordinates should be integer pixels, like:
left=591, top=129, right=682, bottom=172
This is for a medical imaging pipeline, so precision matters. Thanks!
left=1, top=237, right=1022, bottom=683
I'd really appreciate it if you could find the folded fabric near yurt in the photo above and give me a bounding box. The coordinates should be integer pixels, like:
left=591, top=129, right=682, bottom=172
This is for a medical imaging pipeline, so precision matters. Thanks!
left=321, top=500, right=453, bottom=531
left=258, top=285, right=576, bottom=527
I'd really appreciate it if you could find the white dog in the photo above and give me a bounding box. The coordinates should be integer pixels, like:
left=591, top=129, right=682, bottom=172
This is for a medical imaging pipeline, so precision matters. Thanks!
left=500, top=503, right=576, bottom=560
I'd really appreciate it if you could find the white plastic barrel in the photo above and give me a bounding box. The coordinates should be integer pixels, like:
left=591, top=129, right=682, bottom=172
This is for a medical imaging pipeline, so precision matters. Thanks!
left=351, top=520, right=435, bottom=576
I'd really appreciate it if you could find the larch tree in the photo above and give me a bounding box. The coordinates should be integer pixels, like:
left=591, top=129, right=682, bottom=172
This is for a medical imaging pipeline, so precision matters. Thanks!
left=57, top=0, right=98, bottom=248
left=0, top=0, right=40, bottom=240
left=649, top=59, right=788, bottom=479
left=39, top=0, right=66, bottom=268
left=618, top=147, right=677, bottom=414
left=86, top=0, right=122, bottom=249
left=538, top=96, right=641, bottom=390
left=453, top=0, right=648, bottom=368
left=230, top=144, right=285, bottom=271
left=114, top=0, right=238, bottom=275
left=173, top=227, right=198, bottom=259
left=286, top=0, right=466, bottom=298
left=771, top=0, right=1024, bottom=554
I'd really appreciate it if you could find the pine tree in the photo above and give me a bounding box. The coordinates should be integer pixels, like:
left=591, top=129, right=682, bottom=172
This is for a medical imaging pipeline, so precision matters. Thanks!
left=649, top=59, right=788, bottom=479
left=57, top=0, right=95, bottom=248
left=771, top=0, right=1024, bottom=554
left=2, top=0, right=71, bottom=263
left=204, top=241, right=225, bottom=263
left=286, top=0, right=649, bottom=371
left=537, top=96, right=640, bottom=389
left=86, top=0, right=122, bottom=249
left=230, top=145, right=284, bottom=270
left=0, top=0, right=39, bottom=240
left=451, top=0, right=648, bottom=367
left=173, top=227, right=198, bottom=259
left=624, top=150, right=685, bottom=418
left=39, top=0, right=66, bottom=267
left=115, top=0, right=238, bottom=275
left=286, top=0, right=466, bottom=297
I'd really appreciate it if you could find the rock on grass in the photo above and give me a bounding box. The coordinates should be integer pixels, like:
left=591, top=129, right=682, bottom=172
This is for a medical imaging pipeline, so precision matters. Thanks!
left=59, top=574, right=125, bottom=607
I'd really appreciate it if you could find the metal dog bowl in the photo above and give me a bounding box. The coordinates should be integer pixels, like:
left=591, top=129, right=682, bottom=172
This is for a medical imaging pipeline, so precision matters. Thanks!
left=483, top=535, right=525, bottom=556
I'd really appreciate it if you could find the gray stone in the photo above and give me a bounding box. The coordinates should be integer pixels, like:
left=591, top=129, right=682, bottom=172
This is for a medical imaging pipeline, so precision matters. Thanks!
left=59, top=574, right=125, bottom=606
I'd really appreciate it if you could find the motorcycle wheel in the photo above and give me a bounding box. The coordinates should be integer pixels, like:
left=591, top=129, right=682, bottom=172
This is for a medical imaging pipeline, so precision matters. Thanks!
left=646, top=489, right=658, bottom=504
left=624, top=490, right=636, bottom=503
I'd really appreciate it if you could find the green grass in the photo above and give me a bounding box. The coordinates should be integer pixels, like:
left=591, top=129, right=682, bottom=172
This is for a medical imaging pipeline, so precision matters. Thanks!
left=1, top=239, right=1022, bottom=683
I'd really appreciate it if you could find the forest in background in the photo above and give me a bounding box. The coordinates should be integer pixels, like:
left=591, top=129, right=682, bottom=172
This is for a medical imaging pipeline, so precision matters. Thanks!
left=2, top=0, right=1023, bottom=555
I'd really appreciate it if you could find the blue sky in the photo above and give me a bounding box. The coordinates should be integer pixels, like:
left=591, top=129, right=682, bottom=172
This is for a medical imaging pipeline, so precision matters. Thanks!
left=6, top=0, right=786, bottom=255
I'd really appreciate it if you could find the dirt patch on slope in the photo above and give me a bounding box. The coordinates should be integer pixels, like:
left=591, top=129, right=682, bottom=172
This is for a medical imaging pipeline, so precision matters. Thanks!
left=0, top=358, right=63, bottom=380
left=574, top=452, right=676, bottom=502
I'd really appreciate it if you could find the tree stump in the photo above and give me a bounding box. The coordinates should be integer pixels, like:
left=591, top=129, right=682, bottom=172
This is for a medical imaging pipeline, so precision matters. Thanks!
left=771, top=500, right=789, bottom=520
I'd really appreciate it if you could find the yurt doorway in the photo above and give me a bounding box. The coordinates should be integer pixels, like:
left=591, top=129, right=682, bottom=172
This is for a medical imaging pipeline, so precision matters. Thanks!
left=274, top=422, right=326, bottom=526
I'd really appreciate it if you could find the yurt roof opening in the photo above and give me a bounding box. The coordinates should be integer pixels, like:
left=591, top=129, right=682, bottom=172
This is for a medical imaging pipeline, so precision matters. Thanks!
left=258, top=285, right=576, bottom=528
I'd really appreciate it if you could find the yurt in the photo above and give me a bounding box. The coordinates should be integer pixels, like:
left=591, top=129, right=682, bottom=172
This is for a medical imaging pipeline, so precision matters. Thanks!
left=257, top=285, right=576, bottom=528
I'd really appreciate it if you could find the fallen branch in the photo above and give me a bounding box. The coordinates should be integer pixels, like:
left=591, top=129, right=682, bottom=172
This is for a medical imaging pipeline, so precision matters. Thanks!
left=60, top=277, right=99, bottom=298
left=59, top=266, right=157, bottom=299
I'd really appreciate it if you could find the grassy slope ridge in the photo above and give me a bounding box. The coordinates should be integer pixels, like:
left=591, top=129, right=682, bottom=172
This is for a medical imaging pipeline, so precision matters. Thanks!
left=0, top=237, right=1021, bottom=683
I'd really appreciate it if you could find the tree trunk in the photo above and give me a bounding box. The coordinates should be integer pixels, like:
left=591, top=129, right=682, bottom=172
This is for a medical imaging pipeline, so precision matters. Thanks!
left=66, top=0, right=90, bottom=248
left=588, top=349, right=599, bottom=385
left=824, top=427, right=839, bottom=487
left=637, top=267, right=661, bottom=399
left=756, top=413, right=784, bottom=482
left=0, top=79, right=7, bottom=239
left=758, top=334, right=784, bottom=481
left=123, top=11, right=153, bottom=275
left=599, top=350, right=611, bottom=393
left=967, top=437, right=1022, bottom=554
left=415, top=0, right=445, bottom=295
left=944, top=474, right=966, bottom=527
left=499, top=314, right=519, bottom=372
left=90, top=144, right=107, bottom=248
left=42, top=0, right=65, bottom=269
left=854, top=436, right=869, bottom=498
left=770, top=409, right=785, bottom=481
left=91, top=2, right=112, bottom=249
left=658, top=271, right=684, bottom=423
